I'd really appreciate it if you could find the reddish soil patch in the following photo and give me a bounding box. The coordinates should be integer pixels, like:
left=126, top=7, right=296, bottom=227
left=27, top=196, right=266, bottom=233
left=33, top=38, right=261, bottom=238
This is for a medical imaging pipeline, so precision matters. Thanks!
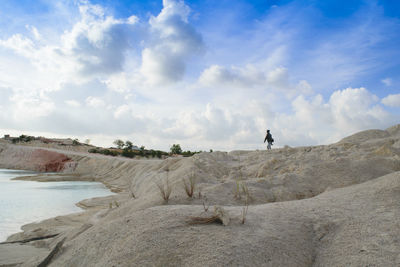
left=31, top=149, right=73, bottom=172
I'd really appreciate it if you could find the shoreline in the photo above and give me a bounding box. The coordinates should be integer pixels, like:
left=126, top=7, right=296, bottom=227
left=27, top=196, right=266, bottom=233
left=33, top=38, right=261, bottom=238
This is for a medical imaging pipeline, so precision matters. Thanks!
left=0, top=172, right=118, bottom=244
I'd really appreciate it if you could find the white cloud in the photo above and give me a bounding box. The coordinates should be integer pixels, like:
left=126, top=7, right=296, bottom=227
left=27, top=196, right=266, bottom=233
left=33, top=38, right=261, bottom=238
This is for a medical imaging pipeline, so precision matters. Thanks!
left=266, top=67, right=289, bottom=88
left=198, top=64, right=270, bottom=89
left=0, top=34, right=36, bottom=58
left=161, top=103, right=253, bottom=146
left=0, top=1, right=139, bottom=94
left=296, top=80, right=313, bottom=95
left=282, top=87, right=392, bottom=144
left=140, top=0, right=204, bottom=84
left=62, top=2, right=138, bottom=76
left=381, top=78, right=392, bottom=86
left=382, top=94, right=400, bottom=107
left=25, top=25, right=41, bottom=40
left=85, top=96, right=105, bottom=108
left=198, top=65, right=246, bottom=87
left=65, top=100, right=81, bottom=107
left=198, top=64, right=313, bottom=98
left=9, top=93, right=55, bottom=120
left=0, top=0, right=204, bottom=97
left=114, top=104, right=131, bottom=119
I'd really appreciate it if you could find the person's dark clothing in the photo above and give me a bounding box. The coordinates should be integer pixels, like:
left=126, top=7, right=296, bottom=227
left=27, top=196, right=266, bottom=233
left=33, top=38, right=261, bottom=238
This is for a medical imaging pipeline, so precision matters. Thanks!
left=264, top=131, right=274, bottom=150
left=264, top=132, right=273, bottom=143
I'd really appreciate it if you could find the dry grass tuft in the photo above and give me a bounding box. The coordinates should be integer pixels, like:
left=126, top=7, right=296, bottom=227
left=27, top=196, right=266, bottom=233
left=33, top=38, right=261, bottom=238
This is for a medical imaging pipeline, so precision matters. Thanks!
left=155, top=178, right=172, bottom=203
left=241, top=183, right=250, bottom=199
left=126, top=177, right=136, bottom=199
left=155, top=169, right=172, bottom=203
left=129, top=187, right=136, bottom=199
left=241, top=199, right=249, bottom=224
left=202, top=196, right=209, bottom=212
left=234, top=181, right=251, bottom=202
left=182, top=172, right=196, bottom=198
left=188, top=206, right=230, bottom=226
left=234, top=180, right=242, bottom=199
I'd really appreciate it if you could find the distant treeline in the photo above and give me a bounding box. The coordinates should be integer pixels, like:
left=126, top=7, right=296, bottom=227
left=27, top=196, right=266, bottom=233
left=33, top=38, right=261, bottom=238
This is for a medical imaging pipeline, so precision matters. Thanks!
left=88, top=147, right=168, bottom=158
left=7, top=135, right=206, bottom=158
left=88, top=143, right=203, bottom=158
left=11, top=135, right=36, bottom=144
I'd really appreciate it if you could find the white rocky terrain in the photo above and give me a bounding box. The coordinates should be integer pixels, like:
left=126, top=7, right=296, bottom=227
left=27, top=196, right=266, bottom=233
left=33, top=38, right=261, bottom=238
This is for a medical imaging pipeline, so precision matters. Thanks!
left=0, top=124, right=399, bottom=266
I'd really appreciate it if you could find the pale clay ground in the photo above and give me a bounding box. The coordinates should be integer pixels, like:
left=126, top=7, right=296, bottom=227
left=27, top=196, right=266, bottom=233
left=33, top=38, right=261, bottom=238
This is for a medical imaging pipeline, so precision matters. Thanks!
left=0, top=124, right=399, bottom=266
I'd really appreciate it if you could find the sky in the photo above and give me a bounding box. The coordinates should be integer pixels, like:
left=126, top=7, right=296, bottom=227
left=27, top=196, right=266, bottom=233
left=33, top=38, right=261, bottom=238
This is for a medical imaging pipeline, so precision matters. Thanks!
left=0, top=0, right=399, bottom=151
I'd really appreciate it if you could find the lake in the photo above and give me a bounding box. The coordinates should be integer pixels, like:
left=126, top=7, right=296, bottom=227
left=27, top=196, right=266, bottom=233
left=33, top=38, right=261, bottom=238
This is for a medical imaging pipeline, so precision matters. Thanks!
left=0, top=169, right=114, bottom=242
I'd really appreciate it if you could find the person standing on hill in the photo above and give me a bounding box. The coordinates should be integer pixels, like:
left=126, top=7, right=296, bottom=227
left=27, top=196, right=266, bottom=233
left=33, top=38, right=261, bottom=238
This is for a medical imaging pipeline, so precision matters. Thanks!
left=264, top=130, right=274, bottom=150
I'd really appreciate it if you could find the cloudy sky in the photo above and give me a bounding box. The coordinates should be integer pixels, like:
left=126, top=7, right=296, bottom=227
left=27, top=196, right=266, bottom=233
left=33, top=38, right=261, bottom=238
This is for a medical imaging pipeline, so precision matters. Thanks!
left=0, top=0, right=399, bottom=151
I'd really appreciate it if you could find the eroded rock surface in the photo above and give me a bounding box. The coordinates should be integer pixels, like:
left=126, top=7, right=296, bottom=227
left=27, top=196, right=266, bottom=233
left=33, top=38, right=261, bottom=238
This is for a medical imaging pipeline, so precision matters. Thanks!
left=0, top=124, right=399, bottom=266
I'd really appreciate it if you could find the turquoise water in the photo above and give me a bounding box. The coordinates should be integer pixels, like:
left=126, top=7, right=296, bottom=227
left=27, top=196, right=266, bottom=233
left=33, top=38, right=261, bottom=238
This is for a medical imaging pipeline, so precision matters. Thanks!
left=0, top=169, right=114, bottom=242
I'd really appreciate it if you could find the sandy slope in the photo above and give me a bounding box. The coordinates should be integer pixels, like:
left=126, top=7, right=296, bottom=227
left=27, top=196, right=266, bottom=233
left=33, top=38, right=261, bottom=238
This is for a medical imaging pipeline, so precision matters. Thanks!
left=0, top=124, right=399, bottom=266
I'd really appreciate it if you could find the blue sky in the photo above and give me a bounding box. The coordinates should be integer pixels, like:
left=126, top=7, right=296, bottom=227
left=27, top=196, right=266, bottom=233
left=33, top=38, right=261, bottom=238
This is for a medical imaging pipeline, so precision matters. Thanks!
left=0, top=0, right=399, bottom=151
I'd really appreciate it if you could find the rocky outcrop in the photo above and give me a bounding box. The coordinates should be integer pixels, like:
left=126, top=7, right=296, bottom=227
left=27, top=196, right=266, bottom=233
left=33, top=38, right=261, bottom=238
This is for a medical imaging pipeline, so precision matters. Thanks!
left=30, top=149, right=74, bottom=172
left=0, top=145, right=77, bottom=172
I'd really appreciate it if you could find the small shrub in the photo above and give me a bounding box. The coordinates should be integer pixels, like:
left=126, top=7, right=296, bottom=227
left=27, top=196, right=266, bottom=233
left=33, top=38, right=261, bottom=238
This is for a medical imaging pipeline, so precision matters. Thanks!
left=88, top=148, right=99, bottom=153
left=100, top=149, right=118, bottom=156
left=122, top=149, right=135, bottom=158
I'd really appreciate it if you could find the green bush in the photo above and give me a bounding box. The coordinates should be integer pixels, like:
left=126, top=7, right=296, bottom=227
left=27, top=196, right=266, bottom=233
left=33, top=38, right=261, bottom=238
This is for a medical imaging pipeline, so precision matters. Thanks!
left=88, top=148, right=99, bottom=153
left=100, top=149, right=118, bottom=156
left=122, top=149, right=135, bottom=158
left=170, top=144, right=182, bottom=154
left=88, top=148, right=118, bottom=156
